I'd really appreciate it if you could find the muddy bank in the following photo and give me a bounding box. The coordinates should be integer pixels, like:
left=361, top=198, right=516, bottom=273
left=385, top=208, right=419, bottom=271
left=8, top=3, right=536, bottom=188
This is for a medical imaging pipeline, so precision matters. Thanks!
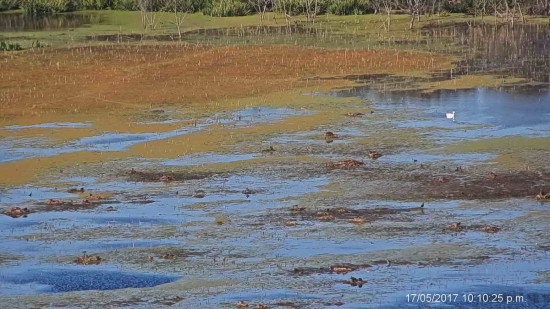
left=126, top=169, right=215, bottom=182
left=87, top=25, right=318, bottom=43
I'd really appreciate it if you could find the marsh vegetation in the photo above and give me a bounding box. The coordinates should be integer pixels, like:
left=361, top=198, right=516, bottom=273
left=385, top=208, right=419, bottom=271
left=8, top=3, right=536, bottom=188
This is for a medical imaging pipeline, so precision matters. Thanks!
left=0, top=3, right=549, bottom=309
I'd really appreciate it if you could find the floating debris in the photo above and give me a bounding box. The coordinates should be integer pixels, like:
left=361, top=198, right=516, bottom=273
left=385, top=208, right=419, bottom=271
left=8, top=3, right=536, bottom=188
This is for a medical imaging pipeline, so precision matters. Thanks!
left=159, top=175, right=173, bottom=182
left=294, top=263, right=370, bottom=276
left=368, top=150, right=383, bottom=159
left=74, top=252, right=102, bottom=265
left=345, top=112, right=365, bottom=117
left=447, top=222, right=463, bottom=232
left=480, top=226, right=501, bottom=233
left=285, top=221, right=297, bottom=227
left=432, top=176, right=449, bottom=184
left=318, top=215, right=335, bottom=222
left=86, top=193, right=106, bottom=200
left=242, top=188, right=257, bottom=197
left=253, top=305, right=268, bottom=309
left=156, top=296, right=184, bottom=306
left=324, top=131, right=339, bottom=139
left=159, top=253, right=176, bottom=260
left=261, top=146, right=275, bottom=153
left=45, top=199, right=64, bottom=206
left=326, top=160, right=364, bottom=169
left=2, top=207, right=30, bottom=218
left=330, top=265, right=353, bottom=274
left=346, top=276, right=366, bottom=287
left=128, top=169, right=212, bottom=182
left=349, top=217, right=365, bottom=224
left=331, top=263, right=371, bottom=274
left=193, top=190, right=206, bottom=198
left=289, top=205, right=306, bottom=212
left=236, top=301, right=249, bottom=308
left=485, top=172, right=498, bottom=180
left=535, top=191, right=550, bottom=200
left=67, top=187, right=85, bottom=193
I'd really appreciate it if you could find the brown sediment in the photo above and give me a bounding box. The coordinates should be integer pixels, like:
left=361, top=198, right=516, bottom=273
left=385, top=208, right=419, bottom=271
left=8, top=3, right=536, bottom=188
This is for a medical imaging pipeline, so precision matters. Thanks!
left=74, top=254, right=102, bottom=265
left=325, top=160, right=364, bottom=169
left=1, top=207, right=31, bottom=218
left=36, top=198, right=113, bottom=212
left=424, top=170, right=550, bottom=200
left=293, top=263, right=371, bottom=276
left=367, top=150, right=383, bottom=159
left=127, top=169, right=213, bottom=182
left=153, top=296, right=184, bottom=306
left=288, top=206, right=421, bottom=224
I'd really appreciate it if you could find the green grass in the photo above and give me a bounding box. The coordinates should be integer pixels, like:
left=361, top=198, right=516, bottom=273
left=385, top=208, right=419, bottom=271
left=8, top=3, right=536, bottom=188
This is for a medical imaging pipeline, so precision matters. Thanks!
left=0, top=10, right=547, bottom=51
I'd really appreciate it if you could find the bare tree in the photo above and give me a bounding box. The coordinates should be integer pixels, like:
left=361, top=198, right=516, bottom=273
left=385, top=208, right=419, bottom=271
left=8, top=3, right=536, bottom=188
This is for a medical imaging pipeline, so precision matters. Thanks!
left=248, top=0, right=271, bottom=23
left=474, top=0, right=490, bottom=21
left=303, top=0, right=320, bottom=24
left=138, top=0, right=158, bottom=30
left=170, top=0, right=191, bottom=40
left=398, top=0, right=427, bottom=29
left=274, top=0, right=298, bottom=26
left=372, top=0, right=397, bottom=31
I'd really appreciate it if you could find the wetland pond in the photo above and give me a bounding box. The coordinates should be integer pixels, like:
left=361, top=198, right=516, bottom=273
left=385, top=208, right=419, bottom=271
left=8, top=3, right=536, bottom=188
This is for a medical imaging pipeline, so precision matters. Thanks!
left=0, top=12, right=103, bottom=32
left=0, top=12, right=549, bottom=309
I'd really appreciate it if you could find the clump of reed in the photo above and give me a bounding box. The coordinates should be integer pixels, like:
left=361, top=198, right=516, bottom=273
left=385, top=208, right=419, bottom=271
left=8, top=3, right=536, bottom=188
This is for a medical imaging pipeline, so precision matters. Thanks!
left=0, top=40, right=22, bottom=51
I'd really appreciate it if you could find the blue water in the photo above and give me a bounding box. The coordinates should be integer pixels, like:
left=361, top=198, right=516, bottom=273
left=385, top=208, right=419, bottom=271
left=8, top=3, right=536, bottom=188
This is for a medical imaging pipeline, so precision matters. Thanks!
left=0, top=266, right=178, bottom=294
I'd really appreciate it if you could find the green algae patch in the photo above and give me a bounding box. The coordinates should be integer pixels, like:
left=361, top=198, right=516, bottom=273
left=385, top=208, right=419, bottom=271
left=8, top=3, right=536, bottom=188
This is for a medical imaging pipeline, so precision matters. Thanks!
left=533, top=271, right=550, bottom=284
left=295, top=242, right=502, bottom=270
left=420, top=75, right=527, bottom=93
left=0, top=253, right=23, bottom=265
left=129, top=112, right=343, bottom=159
left=19, top=225, right=182, bottom=242
left=356, top=126, right=434, bottom=151
left=442, top=137, right=550, bottom=154
left=492, top=151, right=550, bottom=169
left=183, top=199, right=250, bottom=210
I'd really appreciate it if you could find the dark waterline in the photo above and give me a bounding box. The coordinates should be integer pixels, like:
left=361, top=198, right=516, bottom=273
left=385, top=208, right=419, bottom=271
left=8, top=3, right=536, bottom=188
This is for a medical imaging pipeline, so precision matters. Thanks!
left=0, top=12, right=102, bottom=32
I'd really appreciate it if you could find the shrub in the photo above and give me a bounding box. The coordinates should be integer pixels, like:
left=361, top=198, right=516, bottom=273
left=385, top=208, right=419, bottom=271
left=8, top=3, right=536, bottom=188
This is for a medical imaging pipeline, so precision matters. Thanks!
left=327, top=0, right=370, bottom=15
left=110, top=0, right=138, bottom=10
left=76, top=0, right=105, bottom=9
left=203, top=0, right=250, bottom=17
left=20, top=0, right=76, bottom=15
left=0, top=0, right=19, bottom=11
left=160, top=0, right=207, bottom=13
left=0, top=41, right=22, bottom=51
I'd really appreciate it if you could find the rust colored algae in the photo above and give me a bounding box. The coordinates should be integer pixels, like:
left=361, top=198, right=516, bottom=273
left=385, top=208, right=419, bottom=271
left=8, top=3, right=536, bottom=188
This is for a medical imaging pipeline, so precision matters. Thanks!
left=1, top=44, right=451, bottom=122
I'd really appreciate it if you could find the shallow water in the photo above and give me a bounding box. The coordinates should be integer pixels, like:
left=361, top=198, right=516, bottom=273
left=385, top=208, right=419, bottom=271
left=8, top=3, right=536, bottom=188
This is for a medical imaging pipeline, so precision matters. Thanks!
left=0, top=12, right=102, bottom=32
left=336, top=86, right=550, bottom=142
left=0, top=264, right=178, bottom=294
left=424, top=23, right=550, bottom=83
left=0, top=107, right=306, bottom=163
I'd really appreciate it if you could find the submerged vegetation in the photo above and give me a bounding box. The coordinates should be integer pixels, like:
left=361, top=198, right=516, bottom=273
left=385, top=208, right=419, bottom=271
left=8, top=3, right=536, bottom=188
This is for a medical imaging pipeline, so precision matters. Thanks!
left=0, top=0, right=549, bottom=308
